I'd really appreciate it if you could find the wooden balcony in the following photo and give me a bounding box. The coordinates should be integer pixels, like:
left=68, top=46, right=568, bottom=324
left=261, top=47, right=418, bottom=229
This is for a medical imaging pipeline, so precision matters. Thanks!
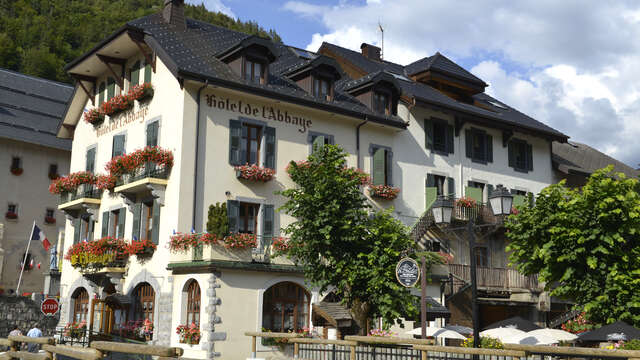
left=448, top=263, right=541, bottom=291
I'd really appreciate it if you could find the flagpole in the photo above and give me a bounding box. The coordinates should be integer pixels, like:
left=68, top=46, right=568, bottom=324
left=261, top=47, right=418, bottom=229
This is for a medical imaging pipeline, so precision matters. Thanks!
left=16, top=221, right=36, bottom=295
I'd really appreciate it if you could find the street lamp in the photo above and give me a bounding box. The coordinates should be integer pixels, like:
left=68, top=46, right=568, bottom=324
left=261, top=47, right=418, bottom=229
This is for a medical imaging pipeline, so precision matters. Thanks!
left=489, top=185, right=513, bottom=216
left=431, top=185, right=513, bottom=349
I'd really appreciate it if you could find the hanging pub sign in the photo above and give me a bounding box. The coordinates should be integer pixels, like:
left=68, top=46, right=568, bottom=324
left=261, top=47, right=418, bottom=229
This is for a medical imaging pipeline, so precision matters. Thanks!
left=396, top=257, right=420, bottom=287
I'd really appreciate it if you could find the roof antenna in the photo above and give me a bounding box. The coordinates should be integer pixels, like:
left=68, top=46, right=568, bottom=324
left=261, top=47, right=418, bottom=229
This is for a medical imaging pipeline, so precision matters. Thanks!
left=378, top=21, right=384, bottom=61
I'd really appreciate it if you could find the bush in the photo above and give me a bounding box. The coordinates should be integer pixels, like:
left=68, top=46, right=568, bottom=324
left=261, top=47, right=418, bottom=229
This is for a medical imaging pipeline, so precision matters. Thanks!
left=462, top=336, right=504, bottom=349
left=622, top=339, right=640, bottom=350
left=206, top=202, right=228, bottom=238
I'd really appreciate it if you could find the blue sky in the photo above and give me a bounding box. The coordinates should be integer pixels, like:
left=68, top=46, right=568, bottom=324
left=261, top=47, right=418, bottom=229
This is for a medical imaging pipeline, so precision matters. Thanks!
left=188, top=0, right=640, bottom=168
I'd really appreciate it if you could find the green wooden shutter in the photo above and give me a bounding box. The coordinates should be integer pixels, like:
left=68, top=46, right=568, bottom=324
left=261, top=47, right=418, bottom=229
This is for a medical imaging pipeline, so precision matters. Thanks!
left=131, top=61, right=140, bottom=87
left=144, top=62, right=152, bottom=84
left=527, top=144, right=533, bottom=171
left=107, top=77, right=115, bottom=100
left=447, top=124, right=454, bottom=154
left=146, top=122, right=159, bottom=147
left=73, top=218, right=81, bottom=244
left=312, top=135, right=325, bottom=153
left=101, top=211, right=109, bottom=238
left=425, top=174, right=437, bottom=209
left=87, top=216, right=95, bottom=242
left=447, top=177, right=455, bottom=198
left=86, top=148, right=96, bottom=172
left=227, top=200, right=240, bottom=234
left=465, top=130, right=472, bottom=158
left=132, top=202, right=142, bottom=240
left=98, top=82, right=106, bottom=106
left=372, top=148, right=386, bottom=186
left=112, top=135, right=125, bottom=158
left=465, top=186, right=483, bottom=203
left=152, top=201, right=160, bottom=245
left=512, top=195, right=526, bottom=208
left=229, top=120, right=242, bottom=165
left=508, top=141, right=515, bottom=168
left=385, top=150, right=393, bottom=186
left=426, top=174, right=435, bottom=187
left=264, top=126, right=276, bottom=169
left=487, top=184, right=494, bottom=198
left=486, top=134, right=493, bottom=163
left=117, top=208, right=125, bottom=238
left=262, top=204, right=274, bottom=245
left=425, top=119, right=433, bottom=150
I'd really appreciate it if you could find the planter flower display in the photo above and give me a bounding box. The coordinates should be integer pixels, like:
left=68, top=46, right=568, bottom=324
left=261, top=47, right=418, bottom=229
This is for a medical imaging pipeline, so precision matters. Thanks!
left=271, top=237, right=290, bottom=254
left=83, top=108, right=105, bottom=125
left=64, top=236, right=157, bottom=270
left=223, top=232, right=257, bottom=249
left=105, top=146, right=174, bottom=178
left=5, top=211, right=18, bottom=220
left=128, top=239, right=157, bottom=258
left=128, top=83, right=154, bottom=102
left=44, top=216, right=56, bottom=225
left=96, top=173, right=118, bottom=191
left=10, top=167, right=23, bottom=176
left=561, top=312, right=593, bottom=334
left=64, top=321, right=87, bottom=339
left=114, top=319, right=153, bottom=341
left=48, top=171, right=97, bottom=195
left=234, top=164, right=275, bottom=182
left=101, top=94, right=133, bottom=117
left=176, top=323, right=201, bottom=345
left=455, top=196, right=477, bottom=208
left=369, top=184, right=400, bottom=200
left=369, top=329, right=396, bottom=337
left=169, top=232, right=218, bottom=253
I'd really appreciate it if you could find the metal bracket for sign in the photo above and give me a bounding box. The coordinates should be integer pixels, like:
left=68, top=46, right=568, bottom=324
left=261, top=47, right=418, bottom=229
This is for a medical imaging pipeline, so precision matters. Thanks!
left=395, top=257, right=420, bottom=288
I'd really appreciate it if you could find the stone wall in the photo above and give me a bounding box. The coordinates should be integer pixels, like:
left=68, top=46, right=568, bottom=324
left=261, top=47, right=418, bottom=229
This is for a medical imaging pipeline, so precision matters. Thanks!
left=0, top=295, right=59, bottom=337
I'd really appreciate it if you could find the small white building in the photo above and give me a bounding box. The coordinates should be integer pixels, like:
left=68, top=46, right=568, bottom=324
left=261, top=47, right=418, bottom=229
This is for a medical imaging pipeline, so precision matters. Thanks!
left=55, top=1, right=567, bottom=359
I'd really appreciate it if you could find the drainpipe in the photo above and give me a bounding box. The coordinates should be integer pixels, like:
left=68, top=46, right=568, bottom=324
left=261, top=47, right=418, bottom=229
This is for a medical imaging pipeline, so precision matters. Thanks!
left=356, top=116, right=369, bottom=169
left=192, top=80, right=209, bottom=232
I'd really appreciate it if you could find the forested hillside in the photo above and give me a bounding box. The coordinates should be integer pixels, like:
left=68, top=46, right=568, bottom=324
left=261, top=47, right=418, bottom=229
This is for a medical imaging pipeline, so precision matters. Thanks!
left=0, top=0, right=281, bottom=83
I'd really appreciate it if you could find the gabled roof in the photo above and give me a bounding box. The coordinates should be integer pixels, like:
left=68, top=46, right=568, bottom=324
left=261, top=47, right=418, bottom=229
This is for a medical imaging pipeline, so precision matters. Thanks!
left=0, top=68, right=72, bottom=151
left=405, top=52, right=487, bottom=87
left=341, top=70, right=401, bottom=94
left=282, top=55, right=342, bottom=80
left=216, top=35, right=278, bottom=62
left=552, top=141, right=639, bottom=178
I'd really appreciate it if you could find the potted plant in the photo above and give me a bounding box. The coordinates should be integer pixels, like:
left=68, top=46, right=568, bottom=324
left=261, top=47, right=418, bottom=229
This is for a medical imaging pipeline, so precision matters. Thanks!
left=368, top=184, right=400, bottom=200
left=129, top=239, right=157, bottom=259
left=10, top=166, right=23, bottom=176
left=5, top=211, right=18, bottom=220
left=454, top=196, right=477, bottom=221
left=44, top=216, right=56, bottom=225
left=83, top=108, right=105, bottom=126
left=176, top=323, right=201, bottom=345
left=129, top=83, right=154, bottom=102
left=234, top=164, right=275, bottom=182
left=63, top=321, right=87, bottom=339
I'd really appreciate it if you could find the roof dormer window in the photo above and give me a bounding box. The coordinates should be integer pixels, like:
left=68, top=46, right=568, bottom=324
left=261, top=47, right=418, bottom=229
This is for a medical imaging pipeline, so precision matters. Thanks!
left=373, top=91, right=390, bottom=115
left=244, top=58, right=264, bottom=84
left=313, top=76, right=332, bottom=100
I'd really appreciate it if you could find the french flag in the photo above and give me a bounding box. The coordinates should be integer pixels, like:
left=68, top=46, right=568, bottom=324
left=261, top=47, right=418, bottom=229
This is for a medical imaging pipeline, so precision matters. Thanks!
left=31, top=224, right=51, bottom=251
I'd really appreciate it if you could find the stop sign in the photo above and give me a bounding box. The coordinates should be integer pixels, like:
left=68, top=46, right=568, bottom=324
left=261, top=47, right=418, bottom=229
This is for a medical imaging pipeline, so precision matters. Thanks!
left=41, top=298, right=59, bottom=316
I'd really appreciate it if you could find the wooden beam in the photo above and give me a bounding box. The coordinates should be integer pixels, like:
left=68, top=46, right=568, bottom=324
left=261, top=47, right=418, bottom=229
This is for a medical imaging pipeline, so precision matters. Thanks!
left=344, top=336, right=434, bottom=346
left=0, top=338, right=11, bottom=346
left=8, top=335, right=55, bottom=345
left=6, top=351, right=51, bottom=360
left=96, top=54, right=125, bottom=88
left=77, top=79, right=95, bottom=106
left=454, top=116, right=466, bottom=136
left=502, top=129, right=514, bottom=147
left=130, top=35, right=156, bottom=73
left=288, top=338, right=357, bottom=346
left=42, top=344, right=103, bottom=360
left=90, top=341, right=184, bottom=357
left=504, top=344, right=640, bottom=358
left=413, top=345, right=526, bottom=358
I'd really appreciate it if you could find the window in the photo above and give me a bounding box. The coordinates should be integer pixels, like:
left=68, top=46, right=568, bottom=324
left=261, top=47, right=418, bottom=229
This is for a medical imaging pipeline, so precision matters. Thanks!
left=475, top=247, right=488, bottom=267
left=511, top=189, right=528, bottom=208
left=313, top=77, right=331, bottom=99
left=132, top=200, right=160, bottom=244
left=46, top=209, right=54, bottom=218
left=7, top=203, right=17, bottom=214
left=133, top=283, right=155, bottom=322
left=48, top=164, right=58, bottom=177
left=11, top=157, right=21, bottom=169
left=426, top=174, right=454, bottom=209
left=144, top=60, right=152, bottom=84
left=308, top=132, right=334, bottom=154
left=229, top=120, right=276, bottom=169
left=508, top=139, right=533, bottom=172
left=262, top=282, right=310, bottom=332
left=112, top=134, right=126, bottom=158
left=146, top=121, right=159, bottom=147
left=244, top=59, right=263, bottom=84
left=98, top=82, right=106, bottom=106
left=370, top=145, right=392, bottom=186
left=107, top=77, right=115, bottom=101
left=74, top=215, right=94, bottom=243
left=239, top=202, right=260, bottom=234
left=86, top=147, right=96, bottom=172
left=373, top=91, right=390, bottom=115
left=185, top=280, right=201, bottom=326
left=227, top=201, right=274, bottom=242
left=425, top=118, right=454, bottom=154
left=72, top=288, right=89, bottom=323
left=102, top=208, right=125, bottom=238
left=465, top=128, right=493, bottom=164
left=20, top=252, right=31, bottom=269
left=130, top=61, right=141, bottom=88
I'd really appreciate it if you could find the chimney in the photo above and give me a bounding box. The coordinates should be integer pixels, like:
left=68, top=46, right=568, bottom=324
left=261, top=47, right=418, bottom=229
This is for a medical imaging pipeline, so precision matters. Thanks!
left=360, top=43, right=381, bottom=62
left=163, top=0, right=186, bottom=31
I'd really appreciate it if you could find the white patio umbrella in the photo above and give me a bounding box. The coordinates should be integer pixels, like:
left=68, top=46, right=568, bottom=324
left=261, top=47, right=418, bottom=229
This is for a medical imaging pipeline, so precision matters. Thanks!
left=503, top=332, right=558, bottom=345
left=527, top=328, right=578, bottom=342
left=479, top=327, right=525, bottom=342
left=405, top=327, right=467, bottom=339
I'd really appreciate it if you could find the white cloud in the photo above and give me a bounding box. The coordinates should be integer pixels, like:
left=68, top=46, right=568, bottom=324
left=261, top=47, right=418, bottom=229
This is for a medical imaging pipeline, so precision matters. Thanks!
left=284, top=0, right=640, bottom=167
left=186, top=0, right=235, bottom=18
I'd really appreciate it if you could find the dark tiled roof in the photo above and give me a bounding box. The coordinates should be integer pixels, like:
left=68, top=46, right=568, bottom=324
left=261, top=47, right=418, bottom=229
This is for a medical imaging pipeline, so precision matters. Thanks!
left=314, top=301, right=352, bottom=321
left=405, top=52, right=487, bottom=86
left=320, top=43, right=567, bottom=140
left=0, top=68, right=73, bottom=150
left=125, top=14, right=405, bottom=128
left=552, top=141, right=639, bottom=178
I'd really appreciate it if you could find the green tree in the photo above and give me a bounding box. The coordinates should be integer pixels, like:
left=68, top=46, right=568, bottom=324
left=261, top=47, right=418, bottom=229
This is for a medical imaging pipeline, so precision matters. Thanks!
left=206, top=202, right=228, bottom=238
left=279, top=145, right=433, bottom=333
left=505, top=166, right=640, bottom=326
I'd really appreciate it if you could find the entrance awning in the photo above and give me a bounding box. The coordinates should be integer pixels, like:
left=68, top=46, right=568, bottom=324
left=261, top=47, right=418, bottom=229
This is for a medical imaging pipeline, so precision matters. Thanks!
left=312, top=302, right=354, bottom=328
left=410, top=290, right=451, bottom=320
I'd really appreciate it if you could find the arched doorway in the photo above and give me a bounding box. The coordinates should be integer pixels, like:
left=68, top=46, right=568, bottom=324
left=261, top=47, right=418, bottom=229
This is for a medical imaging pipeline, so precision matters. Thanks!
left=184, top=279, right=201, bottom=326
left=72, top=287, right=89, bottom=323
left=262, top=282, right=310, bottom=332
left=133, top=282, right=155, bottom=321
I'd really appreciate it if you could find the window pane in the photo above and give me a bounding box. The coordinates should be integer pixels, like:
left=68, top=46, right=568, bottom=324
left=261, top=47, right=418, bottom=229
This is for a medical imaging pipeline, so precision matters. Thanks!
left=244, top=60, right=252, bottom=80
left=433, top=123, right=447, bottom=152
left=253, top=62, right=261, bottom=82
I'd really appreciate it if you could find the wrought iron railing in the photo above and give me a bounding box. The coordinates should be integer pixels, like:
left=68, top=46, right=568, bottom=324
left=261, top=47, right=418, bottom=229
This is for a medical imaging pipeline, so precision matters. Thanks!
left=59, top=184, right=102, bottom=204
left=190, top=234, right=281, bottom=262
left=448, top=263, right=540, bottom=290
left=116, top=163, right=171, bottom=186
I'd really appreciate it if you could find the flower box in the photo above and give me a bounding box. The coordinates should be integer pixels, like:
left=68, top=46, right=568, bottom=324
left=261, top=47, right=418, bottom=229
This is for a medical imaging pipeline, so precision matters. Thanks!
left=106, top=146, right=173, bottom=179
left=49, top=171, right=97, bottom=195
left=5, top=211, right=18, bottom=220
left=234, top=164, right=275, bottom=182
left=10, top=167, right=23, bottom=176
left=64, top=321, right=87, bottom=339
left=48, top=172, right=59, bottom=180
left=83, top=108, right=105, bottom=126
left=44, top=216, right=56, bottom=225
left=177, top=323, right=201, bottom=345
left=369, top=184, right=400, bottom=200
left=129, top=83, right=154, bottom=102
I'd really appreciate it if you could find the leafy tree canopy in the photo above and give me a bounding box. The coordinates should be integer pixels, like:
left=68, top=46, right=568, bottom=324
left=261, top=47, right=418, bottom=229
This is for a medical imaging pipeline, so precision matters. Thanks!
left=505, top=166, right=640, bottom=326
left=279, top=145, right=440, bottom=332
left=0, top=0, right=281, bottom=83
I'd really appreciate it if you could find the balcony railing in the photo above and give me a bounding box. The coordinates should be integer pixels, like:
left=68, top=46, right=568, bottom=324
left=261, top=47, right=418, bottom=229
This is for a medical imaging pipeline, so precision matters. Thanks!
left=449, top=263, right=540, bottom=291
left=116, top=163, right=170, bottom=187
left=182, top=234, right=293, bottom=265
left=59, top=184, right=102, bottom=204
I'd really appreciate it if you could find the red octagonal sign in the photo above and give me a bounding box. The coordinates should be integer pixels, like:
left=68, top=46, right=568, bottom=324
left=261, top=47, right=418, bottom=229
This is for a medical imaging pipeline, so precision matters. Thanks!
left=41, top=298, right=59, bottom=316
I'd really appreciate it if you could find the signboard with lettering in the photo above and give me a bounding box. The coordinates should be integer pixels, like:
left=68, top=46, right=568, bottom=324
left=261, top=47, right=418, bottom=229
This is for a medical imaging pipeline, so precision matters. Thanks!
left=396, top=257, right=420, bottom=287
left=41, top=298, right=59, bottom=316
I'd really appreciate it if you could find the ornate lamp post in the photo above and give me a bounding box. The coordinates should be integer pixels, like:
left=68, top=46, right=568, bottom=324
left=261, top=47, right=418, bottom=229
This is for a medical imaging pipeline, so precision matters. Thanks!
left=431, top=185, right=513, bottom=349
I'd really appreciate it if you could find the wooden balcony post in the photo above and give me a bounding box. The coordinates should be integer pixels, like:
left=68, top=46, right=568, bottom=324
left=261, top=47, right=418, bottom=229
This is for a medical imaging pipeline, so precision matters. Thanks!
left=294, top=342, right=299, bottom=358
left=350, top=344, right=356, bottom=360
left=251, top=335, right=257, bottom=358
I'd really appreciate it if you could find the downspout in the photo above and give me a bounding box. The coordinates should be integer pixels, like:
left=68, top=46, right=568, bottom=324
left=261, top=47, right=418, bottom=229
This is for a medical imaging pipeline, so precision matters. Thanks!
left=356, top=116, right=369, bottom=169
left=192, top=79, right=209, bottom=232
